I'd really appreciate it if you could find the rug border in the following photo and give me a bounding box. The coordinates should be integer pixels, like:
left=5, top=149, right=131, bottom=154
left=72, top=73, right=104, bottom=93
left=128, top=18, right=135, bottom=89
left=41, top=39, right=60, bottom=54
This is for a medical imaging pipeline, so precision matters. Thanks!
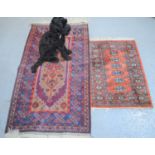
left=5, top=26, right=34, bottom=133
left=90, top=40, right=153, bottom=108
left=87, top=25, right=91, bottom=133
left=5, top=24, right=91, bottom=134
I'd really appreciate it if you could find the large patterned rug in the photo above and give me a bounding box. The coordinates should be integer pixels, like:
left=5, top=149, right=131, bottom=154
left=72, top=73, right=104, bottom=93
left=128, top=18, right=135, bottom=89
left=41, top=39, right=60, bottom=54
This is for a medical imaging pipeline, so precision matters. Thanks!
left=6, top=24, right=90, bottom=134
left=90, top=40, right=152, bottom=108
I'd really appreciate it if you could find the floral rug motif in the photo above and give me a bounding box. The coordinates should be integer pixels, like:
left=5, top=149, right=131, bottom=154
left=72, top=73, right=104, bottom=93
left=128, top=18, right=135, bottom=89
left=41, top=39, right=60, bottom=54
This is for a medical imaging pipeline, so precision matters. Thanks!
left=90, top=40, right=152, bottom=108
left=6, top=24, right=90, bottom=133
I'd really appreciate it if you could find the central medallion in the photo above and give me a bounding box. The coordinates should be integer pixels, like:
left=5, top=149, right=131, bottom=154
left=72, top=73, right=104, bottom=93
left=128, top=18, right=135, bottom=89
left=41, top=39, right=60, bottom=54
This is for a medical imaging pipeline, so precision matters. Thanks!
left=30, top=61, right=72, bottom=113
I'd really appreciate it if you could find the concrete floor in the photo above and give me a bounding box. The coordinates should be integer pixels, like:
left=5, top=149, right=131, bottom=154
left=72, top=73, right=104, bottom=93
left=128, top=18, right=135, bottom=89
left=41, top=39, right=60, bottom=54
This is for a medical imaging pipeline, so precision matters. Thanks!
left=0, top=17, right=155, bottom=137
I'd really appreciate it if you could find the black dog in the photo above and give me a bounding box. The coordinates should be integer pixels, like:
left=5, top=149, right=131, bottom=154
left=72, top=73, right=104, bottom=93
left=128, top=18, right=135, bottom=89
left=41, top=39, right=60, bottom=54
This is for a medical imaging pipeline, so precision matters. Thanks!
left=31, top=17, right=72, bottom=73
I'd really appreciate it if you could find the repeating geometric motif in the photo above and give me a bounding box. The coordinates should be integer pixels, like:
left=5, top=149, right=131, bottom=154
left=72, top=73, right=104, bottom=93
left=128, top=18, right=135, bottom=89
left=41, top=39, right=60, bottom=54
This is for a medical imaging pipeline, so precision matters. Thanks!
left=90, top=40, right=152, bottom=108
left=6, top=24, right=90, bottom=133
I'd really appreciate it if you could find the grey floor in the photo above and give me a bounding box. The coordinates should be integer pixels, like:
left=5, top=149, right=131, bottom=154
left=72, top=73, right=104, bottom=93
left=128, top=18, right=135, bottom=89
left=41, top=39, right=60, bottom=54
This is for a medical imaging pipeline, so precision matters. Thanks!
left=0, top=17, right=155, bottom=138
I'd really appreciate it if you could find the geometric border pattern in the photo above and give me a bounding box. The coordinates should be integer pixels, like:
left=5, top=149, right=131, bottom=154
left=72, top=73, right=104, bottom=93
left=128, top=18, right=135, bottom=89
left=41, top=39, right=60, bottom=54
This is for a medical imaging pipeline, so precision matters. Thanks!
left=90, top=40, right=152, bottom=108
left=6, top=24, right=90, bottom=133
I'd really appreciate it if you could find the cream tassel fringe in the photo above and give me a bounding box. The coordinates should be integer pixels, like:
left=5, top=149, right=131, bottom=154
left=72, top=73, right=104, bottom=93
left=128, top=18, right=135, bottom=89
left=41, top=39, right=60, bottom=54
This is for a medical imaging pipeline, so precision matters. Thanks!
left=67, top=17, right=88, bottom=24
left=5, top=129, right=91, bottom=138
left=31, top=17, right=88, bottom=25
left=90, top=37, right=135, bottom=41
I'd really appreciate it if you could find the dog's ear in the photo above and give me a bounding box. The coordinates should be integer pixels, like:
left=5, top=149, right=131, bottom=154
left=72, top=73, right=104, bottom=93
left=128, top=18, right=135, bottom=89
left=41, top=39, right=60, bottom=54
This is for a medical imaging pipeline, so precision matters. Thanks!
left=50, top=18, right=60, bottom=32
left=49, top=21, right=54, bottom=32
left=51, top=17, right=63, bottom=30
left=50, top=24, right=61, bottom=33
left=51, top=17, right=59, bottom=24
left=63, top=24, right=71, bottom=35
left=59, top=17, right=67, bottom=27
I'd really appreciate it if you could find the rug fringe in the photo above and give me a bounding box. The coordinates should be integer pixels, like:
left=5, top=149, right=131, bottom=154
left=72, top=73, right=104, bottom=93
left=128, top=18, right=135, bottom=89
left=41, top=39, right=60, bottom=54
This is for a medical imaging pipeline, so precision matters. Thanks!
left=90, top=37, right=135, bottom=41
left=31, top=18, right=88, bottom=25
left=67, top=17, right=88, bottom=24
left=5, top=129, right=91, bottom=138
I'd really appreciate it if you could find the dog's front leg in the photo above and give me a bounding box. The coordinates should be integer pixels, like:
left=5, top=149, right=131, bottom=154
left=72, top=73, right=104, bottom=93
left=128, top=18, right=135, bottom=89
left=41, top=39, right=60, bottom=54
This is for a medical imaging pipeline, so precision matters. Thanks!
left=45, top=51, right=59, bottom=63
left=64, top=46, right=72, bottom=55
left=31, top=57, right=44, bottom=73
left=47, top=56, right=59, bottom=63
left=59, top=46, right=71, bottom=61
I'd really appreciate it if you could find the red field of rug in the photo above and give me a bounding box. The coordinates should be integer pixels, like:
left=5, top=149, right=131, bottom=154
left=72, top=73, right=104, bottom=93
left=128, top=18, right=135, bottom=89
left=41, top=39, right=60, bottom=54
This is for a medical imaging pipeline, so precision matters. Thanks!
left=6, top=24, right=90, bottom=133
left=90, top=40, right=152, bottom=108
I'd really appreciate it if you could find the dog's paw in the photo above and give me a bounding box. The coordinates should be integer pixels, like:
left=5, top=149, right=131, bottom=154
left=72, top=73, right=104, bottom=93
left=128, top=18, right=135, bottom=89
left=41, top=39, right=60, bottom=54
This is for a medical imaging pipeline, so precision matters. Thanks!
left=65, top=56, right=71, bottom=61
left=50, top=57, right=59, bottom=63
left=67, top=49, right=72, bottom=55
left=31, top=65, right=37, bottom=73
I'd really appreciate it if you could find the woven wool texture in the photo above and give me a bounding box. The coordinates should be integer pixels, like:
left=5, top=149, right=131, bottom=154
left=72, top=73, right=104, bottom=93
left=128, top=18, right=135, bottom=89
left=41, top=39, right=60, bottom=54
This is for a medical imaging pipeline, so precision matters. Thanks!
left=6, top=25, right=152, bottom=136
left=90, top=40, right=152, bottom=108
left=6, top=24, right=90, bottom=134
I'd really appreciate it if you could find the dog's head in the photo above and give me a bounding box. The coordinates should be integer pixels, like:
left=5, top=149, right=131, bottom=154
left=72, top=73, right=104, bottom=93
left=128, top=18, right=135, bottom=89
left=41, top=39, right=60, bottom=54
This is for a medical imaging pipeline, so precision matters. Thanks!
left=49, top=17, right=71, bottom=36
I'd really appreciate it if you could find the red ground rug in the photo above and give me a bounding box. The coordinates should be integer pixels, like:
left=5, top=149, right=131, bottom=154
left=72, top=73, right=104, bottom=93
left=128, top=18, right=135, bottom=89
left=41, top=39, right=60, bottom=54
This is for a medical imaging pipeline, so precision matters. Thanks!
left=90, top=40, right=152, bottom=108
left=6, top=24, right=90, bottom=133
